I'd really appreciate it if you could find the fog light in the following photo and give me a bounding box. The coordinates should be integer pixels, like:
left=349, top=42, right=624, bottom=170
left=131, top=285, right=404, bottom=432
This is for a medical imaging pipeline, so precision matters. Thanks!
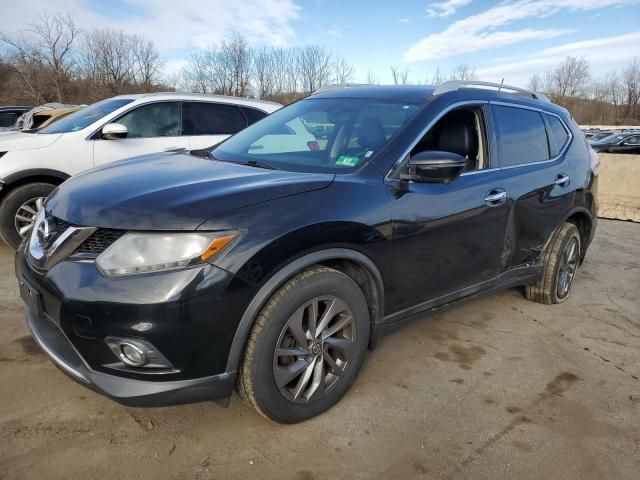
left=105, top=337, right=174, bottom=370
left=120, top=342, right=146, bottom=366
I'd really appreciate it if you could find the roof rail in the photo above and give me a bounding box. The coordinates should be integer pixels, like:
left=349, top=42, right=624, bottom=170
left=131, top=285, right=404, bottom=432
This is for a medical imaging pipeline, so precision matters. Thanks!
left=432, top=80, right=550, bottom=102
left=311, top=83, right=372, bottom=95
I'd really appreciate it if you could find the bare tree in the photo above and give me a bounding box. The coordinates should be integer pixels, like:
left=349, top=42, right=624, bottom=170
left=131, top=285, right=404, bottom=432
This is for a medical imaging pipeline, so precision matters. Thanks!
left=430, top=67, right=444, bottom=85
left=180, top=51, right=211, bottom=93
left=132, top=35, right=162, bottom=88
left=2, top=51, right=51, bottom=103
left=253, top=47, right=275, bottom=98
left=297, top=45, right=332, bottom=93
left=390, top=66, right=410, bottom=85
left=449, top=64, right=477, bottom=81
left=528, top=73, right=543, bottom=92
left=621, top=56, right=640, bottom=119
left=80, top=28, right=137, bottom=96
left=333, top=57, right=355, bottom=84
left=545, top=56, right=590, bottom=99
left=221, top=34, right=252, bottom=96
left=365, top=70, right=379, bottom=85
left=1, top=12, right=81, bottom=102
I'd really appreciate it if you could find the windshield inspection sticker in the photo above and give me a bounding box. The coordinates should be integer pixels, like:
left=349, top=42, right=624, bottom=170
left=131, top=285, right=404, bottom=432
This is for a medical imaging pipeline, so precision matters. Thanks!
left=335, top=155, right=360, bottom=167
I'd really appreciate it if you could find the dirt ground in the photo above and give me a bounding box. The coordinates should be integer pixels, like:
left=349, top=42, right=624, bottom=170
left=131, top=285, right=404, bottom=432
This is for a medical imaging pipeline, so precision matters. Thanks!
left=1, top=219, right=639, bottom=480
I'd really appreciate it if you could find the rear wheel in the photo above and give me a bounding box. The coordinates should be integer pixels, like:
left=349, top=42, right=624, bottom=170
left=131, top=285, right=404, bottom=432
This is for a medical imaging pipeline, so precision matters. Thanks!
left=0, top=183, right=56, bottom=249
left=238, top=266, right=370, bottom=423
left=525, top=223, right=581, bottom=304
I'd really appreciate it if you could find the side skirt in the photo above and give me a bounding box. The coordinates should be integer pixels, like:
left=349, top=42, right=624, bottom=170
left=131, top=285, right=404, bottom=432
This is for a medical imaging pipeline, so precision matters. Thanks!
left=377, top=264, right=542, bottom=337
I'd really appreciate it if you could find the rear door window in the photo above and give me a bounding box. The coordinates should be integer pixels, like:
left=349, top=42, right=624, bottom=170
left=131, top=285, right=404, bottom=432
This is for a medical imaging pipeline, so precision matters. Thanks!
left=493, top=105, right=550, bottom=166
left=183, top=102, right=247, bottom=135
left=545, top=114, right=570, bottom=157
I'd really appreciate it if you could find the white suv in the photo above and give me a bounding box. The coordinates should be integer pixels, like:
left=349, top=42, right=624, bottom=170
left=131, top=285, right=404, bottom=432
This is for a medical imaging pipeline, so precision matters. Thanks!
left=0, top=93, right=281, bottom=248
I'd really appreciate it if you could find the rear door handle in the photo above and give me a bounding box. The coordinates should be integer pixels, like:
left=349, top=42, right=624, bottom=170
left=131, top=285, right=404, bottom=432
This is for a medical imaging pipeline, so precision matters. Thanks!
left=484, top=189, right=507, bottom=206
left=554, top=174, right=570, bottom=187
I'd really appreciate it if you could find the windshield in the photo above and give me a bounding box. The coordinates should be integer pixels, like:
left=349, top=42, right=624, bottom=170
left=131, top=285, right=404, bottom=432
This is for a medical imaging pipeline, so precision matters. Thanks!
left=212, top=98, right=422, bottom=173
left=38, top=98, right=134, bottom=134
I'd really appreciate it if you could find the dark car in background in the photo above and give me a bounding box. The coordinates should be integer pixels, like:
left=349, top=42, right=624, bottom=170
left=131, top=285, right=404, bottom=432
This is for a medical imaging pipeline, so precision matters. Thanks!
left=0, top=106, right=32, bottom=131
left=16, top=81, right=598, bottom=423
left=591, top=133, right=640, bottom=153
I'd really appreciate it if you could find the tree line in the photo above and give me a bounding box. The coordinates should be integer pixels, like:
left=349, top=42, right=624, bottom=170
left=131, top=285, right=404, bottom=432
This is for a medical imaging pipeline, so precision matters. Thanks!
left=1, top=12, right=638, bottom=125
left=528, top=56, right=640, bottom=125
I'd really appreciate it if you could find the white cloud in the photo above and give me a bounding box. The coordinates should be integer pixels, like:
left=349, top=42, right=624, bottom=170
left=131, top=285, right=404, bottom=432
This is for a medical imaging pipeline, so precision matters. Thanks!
left=427, top=0, right=472, bottom=18
left=475, top=32, right=640, bottom=85
left=0, top=0, right=301, bottom=52
left=405, top=0, right=637, bottom=62
left=399, top=18, right=410, bottom=23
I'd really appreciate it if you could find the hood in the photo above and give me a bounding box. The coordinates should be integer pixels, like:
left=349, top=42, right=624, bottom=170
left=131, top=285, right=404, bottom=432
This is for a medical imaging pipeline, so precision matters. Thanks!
left=0, top=131, right=63, bottom=151
left=46, top=153, right=335, bottom=230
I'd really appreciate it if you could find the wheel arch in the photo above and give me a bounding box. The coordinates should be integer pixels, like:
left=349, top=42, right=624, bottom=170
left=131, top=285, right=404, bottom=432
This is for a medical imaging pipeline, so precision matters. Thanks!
left=563, top=207, right=594, bottom=260
left=0, top=169, right=70, bottom=202
left=543, top=206, right=594, bottom=264
left=225, top=247, right=385, bottom=374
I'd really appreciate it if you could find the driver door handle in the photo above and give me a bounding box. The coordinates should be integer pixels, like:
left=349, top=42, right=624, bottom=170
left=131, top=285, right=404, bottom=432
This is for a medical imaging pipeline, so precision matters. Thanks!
left=554, top=174, right=570, bottom=187
left=484, top=189, right=507, bottom=206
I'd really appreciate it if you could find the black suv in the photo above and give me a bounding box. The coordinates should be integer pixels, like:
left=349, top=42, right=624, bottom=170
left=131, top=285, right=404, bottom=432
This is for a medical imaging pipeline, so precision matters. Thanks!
left=16, top=82, right=598, bottom=423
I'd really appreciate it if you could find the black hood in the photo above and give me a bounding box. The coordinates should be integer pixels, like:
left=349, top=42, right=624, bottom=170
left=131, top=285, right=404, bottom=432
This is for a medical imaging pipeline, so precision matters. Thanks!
left=46, top=153, right=335, bottom=230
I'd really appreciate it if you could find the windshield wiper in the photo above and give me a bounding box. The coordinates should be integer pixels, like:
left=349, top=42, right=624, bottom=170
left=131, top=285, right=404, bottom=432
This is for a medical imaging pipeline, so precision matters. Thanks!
left=238, top=159, right=279, bottom=170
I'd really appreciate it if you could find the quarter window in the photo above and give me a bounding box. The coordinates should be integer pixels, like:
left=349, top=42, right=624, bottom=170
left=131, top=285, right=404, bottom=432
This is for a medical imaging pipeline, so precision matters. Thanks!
left=116, top=102, right=181, bottom=138
left=545, top=114, right=570, bottom=157
left=182, top=102, right=246, bottom=135
left=494, top=105, right=549, bottom=166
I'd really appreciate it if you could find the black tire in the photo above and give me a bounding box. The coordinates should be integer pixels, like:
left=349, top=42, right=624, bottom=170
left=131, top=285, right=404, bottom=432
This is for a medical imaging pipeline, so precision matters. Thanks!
left=238, top=266, right=370, bottom=423
left=525, top=223, right=581, bottom=304
left=0, top=182, right=56, bottom=249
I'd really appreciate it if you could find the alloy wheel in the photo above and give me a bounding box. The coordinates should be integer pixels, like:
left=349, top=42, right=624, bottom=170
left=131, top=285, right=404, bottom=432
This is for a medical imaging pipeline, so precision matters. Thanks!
left=557, top=237, right=579, bottom=298
left=272, top=295, right=356, bottom=403
left=14, top=197, right=46, bottom=237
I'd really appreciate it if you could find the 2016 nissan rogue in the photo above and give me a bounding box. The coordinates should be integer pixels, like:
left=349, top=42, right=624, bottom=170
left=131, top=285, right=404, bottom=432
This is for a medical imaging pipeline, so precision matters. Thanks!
left=16, top=82, right=598, bottom=423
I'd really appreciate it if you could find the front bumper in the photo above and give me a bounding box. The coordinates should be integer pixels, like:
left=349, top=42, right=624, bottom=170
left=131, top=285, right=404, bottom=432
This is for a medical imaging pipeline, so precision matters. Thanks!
left=25, top=306, right=235, bottom=407
left=15, top=242, right=258, bottom=407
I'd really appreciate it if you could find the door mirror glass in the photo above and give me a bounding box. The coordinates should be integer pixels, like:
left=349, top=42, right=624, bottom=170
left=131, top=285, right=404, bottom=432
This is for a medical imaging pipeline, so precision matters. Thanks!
left=406, top=150, right=466, bottom=183
left=102, top=123, right=128, bottom=140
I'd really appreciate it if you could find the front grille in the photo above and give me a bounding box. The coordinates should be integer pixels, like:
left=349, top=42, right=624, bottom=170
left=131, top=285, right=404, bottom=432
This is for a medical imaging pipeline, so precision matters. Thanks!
left=48, top=218, right=71, bottom=244
left=51, top=217, right=124, bottom=256
left=74, top=229, right=124, bottom=255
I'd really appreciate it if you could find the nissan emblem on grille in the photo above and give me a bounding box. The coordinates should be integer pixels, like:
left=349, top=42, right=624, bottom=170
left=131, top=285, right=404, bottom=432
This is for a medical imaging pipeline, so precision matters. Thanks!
left=37, top=216, right=58, bottom=247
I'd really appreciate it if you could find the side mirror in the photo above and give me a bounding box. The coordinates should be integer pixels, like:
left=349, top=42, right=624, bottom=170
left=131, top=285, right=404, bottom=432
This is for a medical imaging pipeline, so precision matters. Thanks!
left=101, top=123, right=128, bottom=140
left=405, top=150, right=466, bottom=183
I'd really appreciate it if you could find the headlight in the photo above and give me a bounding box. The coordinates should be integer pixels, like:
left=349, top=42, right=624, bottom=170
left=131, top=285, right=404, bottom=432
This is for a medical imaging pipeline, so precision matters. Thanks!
left=95, top=231, right=238, bottom=276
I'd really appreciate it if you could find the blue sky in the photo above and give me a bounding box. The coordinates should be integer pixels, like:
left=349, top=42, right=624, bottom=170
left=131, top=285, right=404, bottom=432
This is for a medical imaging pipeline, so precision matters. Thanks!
left=1, top=0, right=639, bottom=86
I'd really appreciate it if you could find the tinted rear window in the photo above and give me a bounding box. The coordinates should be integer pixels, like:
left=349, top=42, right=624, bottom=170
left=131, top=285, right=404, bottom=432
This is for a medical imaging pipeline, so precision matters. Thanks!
left=494, top=105, right=549, bottom=166
left=182, top=102, right=246, bottom=135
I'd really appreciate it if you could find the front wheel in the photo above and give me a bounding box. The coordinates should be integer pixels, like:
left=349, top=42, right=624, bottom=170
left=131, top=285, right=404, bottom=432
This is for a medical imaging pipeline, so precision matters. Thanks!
left=238, top=266, right=370, bottom=423
left=0, top=183, right=56, bottom=249
left=525, top=223, right=581, bottom=304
